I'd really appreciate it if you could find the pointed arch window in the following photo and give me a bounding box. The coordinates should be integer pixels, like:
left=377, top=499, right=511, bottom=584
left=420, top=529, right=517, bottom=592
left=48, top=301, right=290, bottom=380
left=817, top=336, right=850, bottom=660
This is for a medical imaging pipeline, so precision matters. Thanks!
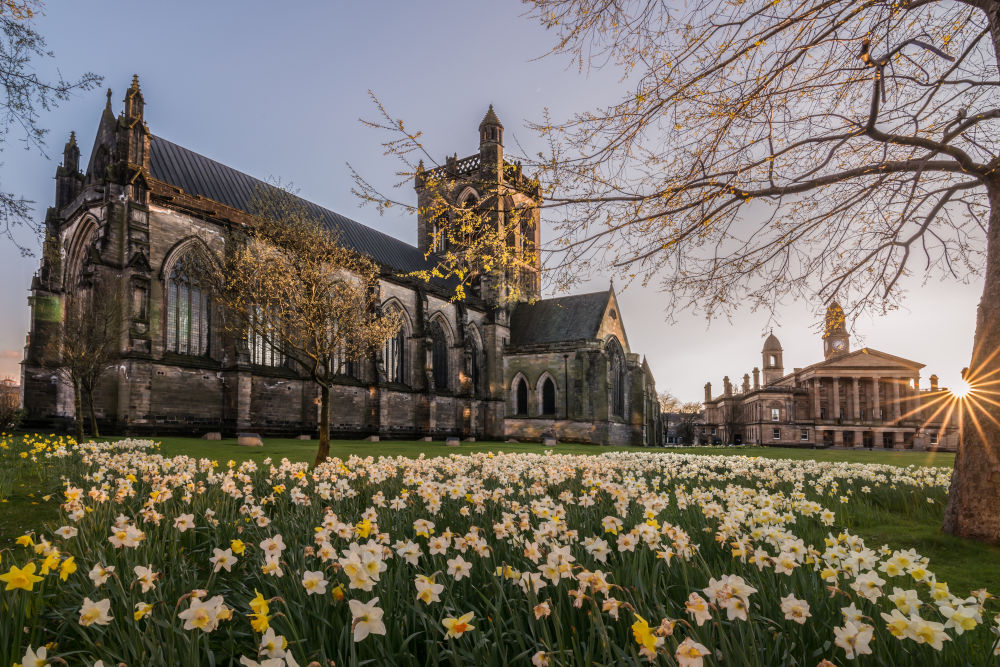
left=385, top=325, right=407, bottom=384
left=469, top=334, right=484, bottom=397
left=249, top=307, right=284, bottom=367
left=166, top=253, right=210, bottom=356
left=432, top=215, right=449, bottom=253
left=514, top=377, right=528, bottom=415
left=542, top=377, right=556, bottom=415
left=430, top=320, right=449, bottom=391
left=608, top=337, right=626, bottom=417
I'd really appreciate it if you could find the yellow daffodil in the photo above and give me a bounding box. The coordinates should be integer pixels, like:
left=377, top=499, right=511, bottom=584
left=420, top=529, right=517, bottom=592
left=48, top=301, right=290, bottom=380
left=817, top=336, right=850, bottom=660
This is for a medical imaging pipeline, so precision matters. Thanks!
left=59, top=556, right=77, bottom=581
left=1, top=562, right=44, bottom=591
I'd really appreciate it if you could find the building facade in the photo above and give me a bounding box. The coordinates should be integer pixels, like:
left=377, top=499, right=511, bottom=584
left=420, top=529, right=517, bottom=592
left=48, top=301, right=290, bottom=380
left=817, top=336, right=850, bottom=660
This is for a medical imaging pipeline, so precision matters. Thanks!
left=703, top=303, right=958, bottom=450
left=20, top=77, right=659, bottom=446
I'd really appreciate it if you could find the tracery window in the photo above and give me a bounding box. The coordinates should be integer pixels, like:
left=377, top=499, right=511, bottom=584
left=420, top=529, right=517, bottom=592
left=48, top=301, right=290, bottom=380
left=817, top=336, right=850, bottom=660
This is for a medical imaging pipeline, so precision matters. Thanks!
left=469, top=334, right=483, bottom=397
left=249, top=307, right=284, bottom=367
left=608, top=337, right=626, bottom=417
left=166, top=254, right=210, bottom=356
left=430, top=320, right=449, bottom=391
left=385, top=326, right=407, bottom=384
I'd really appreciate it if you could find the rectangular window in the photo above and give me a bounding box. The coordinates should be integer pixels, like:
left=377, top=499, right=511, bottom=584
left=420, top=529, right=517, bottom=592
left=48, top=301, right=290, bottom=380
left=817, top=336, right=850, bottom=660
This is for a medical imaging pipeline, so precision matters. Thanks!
left=772, top=428, right=781, bottom=440
left=820, top=407, right=826, bottom=419
left=801, top=429, right=808, bottom=441
left=711, top=428, right=716, bottom=436
left=771, top=408, right=780, bottom=422
left=930, top=432, right=938, bottom=445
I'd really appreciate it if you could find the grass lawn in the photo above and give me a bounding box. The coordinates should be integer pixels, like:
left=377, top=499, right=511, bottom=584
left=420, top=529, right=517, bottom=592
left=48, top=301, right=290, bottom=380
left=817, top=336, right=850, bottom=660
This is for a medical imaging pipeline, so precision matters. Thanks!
left=1, top=434, right=994, bottom=596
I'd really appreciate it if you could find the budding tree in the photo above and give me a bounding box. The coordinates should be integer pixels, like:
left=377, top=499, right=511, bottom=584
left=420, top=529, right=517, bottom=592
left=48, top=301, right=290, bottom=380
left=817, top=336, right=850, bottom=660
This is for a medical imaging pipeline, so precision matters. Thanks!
left=209, top=186, right=400, bottom=467
left=44, top=274, right=126, bottom=442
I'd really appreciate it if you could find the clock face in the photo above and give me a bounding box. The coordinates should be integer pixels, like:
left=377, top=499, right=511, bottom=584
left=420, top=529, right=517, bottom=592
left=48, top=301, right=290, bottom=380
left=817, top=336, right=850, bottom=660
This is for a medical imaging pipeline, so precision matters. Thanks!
left=832, top=339, right=846, bottom=351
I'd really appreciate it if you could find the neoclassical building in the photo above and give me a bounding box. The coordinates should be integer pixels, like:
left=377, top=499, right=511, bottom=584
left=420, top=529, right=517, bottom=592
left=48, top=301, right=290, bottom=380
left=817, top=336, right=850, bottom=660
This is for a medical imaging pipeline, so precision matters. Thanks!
left=702, top=303, right=957, bottom=450
left=20, top=77, right=660, bottom=446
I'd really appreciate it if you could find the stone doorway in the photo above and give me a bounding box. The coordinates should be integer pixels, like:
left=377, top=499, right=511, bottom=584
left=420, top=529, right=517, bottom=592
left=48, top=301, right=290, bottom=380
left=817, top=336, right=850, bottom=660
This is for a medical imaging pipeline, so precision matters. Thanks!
left=842, top=431, right=855, bottom=447
left=882, top=432, right=894, bottom=448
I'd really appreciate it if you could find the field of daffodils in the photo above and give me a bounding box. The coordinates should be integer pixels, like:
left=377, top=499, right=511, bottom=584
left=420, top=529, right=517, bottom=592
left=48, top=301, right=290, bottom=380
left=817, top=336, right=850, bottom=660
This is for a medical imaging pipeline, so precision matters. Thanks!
left=1, top=435, right=998, bottom=666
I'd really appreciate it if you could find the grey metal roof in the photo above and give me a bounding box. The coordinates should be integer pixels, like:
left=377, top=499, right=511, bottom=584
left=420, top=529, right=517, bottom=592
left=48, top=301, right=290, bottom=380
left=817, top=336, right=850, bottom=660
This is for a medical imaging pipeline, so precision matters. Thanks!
left=148, top=135, right=439, bottom=276
left=509, top=291, right=610, bottom=346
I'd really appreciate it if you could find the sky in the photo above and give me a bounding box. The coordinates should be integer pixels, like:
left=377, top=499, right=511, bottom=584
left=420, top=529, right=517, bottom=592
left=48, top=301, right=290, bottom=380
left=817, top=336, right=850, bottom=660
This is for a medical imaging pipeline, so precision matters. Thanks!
left=0, top=1, right=982, bottom=402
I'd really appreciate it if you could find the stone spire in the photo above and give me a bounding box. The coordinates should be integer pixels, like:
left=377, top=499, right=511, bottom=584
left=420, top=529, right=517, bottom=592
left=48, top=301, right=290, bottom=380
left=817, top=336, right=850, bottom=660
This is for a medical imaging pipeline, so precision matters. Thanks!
left=479, top=104, right=503, bottom=146
left=124, top=74, right=144, bottom=120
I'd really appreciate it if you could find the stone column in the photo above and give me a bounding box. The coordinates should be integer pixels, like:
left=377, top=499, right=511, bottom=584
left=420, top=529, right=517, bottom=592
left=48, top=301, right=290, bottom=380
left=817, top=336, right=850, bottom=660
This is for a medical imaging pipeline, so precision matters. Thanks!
left=834, top=429, right=844, bottom=445
left=872, top=376, right=881, bottom=422
left=813, top=378, right=821, bottom=420
left=832, top=378, right=841, bottom=421
left=855, top=430, right=865, bottom=448
left=892, top=378, right=901, bottom=422
left=852, top=377, right=861, bottom=420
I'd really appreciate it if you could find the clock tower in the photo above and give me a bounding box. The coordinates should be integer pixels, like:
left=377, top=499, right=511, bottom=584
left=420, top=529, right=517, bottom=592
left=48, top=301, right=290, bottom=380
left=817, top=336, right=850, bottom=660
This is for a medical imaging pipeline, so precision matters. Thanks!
left=823, top=302, right=850, bottom=359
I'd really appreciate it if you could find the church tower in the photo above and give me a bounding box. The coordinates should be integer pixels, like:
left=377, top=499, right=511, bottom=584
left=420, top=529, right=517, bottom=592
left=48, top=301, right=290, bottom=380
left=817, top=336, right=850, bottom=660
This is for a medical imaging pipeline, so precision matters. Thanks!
left=823, top=301, right=850, bottom=359
left=413, top=106, right=542, bottom=305
left=762, top=332, right=784, bottom=385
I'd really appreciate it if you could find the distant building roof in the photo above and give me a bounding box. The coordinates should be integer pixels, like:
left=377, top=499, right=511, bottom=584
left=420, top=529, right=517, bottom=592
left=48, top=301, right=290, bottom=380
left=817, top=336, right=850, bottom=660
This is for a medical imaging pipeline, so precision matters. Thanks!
left=148, top=135, right=442, bottom=277
left=509, top=291, right=610, bottom=346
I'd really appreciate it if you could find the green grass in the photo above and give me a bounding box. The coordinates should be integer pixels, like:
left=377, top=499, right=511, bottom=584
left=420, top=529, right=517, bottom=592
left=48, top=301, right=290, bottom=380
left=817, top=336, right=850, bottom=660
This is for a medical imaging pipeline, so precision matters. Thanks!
left=2, top=435, right=994, bottom=597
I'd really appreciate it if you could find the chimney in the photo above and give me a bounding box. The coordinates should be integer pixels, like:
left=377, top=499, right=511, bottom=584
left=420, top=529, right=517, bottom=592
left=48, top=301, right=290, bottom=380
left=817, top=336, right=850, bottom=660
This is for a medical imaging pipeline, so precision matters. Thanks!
left=752, top=367, right=760, bottom=390
left=723, top=376, right=732, bottom=396
left=742, top=374, right=750, bottom=393
left=930, top=374, right=939, bottom=391
left=704, top=382, right=712, bottom=403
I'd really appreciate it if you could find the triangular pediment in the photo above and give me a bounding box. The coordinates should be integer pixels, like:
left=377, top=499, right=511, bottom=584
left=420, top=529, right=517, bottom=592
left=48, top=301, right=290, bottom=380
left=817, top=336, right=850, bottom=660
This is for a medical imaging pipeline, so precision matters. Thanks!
left=809, top=348, right=924, bottom=372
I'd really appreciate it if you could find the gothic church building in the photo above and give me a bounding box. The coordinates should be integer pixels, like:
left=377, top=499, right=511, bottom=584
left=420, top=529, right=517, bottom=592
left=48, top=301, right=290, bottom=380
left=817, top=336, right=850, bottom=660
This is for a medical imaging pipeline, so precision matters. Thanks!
left=21, top=78, right=661, bottom=446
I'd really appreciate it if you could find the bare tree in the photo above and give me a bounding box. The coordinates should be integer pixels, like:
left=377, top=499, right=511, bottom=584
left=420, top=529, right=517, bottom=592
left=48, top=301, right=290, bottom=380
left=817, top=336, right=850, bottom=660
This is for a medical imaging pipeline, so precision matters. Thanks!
left=500, top=0, right=1000, bottom=542
left=44, top=274, right=126, bottom=442
left=208, top=186, right=401, bottom=467
left=0, top=1, right=101, bottom=250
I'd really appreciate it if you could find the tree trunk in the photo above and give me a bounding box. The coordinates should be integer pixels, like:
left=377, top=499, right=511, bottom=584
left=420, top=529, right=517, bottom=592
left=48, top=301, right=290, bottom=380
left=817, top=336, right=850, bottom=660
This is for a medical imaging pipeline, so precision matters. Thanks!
left=87, top=390, right=100, bottom=438
left=314, top=383, right=331, bottom=467
left=942, top=186, right=1000, bottom=544
left=72, top=377, right=84, bottom=444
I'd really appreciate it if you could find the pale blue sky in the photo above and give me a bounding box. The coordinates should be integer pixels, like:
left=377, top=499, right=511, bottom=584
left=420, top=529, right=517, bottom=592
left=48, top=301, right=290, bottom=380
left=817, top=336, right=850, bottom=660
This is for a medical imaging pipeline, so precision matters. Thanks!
left=0, top=1, right=981, bottom=401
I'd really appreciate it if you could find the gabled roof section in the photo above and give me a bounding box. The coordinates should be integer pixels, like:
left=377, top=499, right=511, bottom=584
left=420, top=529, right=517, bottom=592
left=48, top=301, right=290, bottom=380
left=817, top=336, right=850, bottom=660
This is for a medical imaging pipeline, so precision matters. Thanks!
left=509, top=291, right=611, bottom=346
left=148, top=135, right=439, bottom=275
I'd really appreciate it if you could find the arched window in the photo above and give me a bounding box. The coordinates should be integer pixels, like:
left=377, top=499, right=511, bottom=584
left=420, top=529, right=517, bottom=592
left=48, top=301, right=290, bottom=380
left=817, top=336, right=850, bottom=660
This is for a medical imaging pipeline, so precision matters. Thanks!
left=468, top=330, right=484, bottom=397
left=542, top=377, right=556, bottom=415
left=607, top=337, right=626, bottom=417
left=515, top=377, right=528, bottom=415
left=250, top=307, right=284, bottom=367
left=166, top=253, right=210, bottom=356
left=385, top=325, right=406, bottom=384
left=432, top=215, right=449, bottom=253
left=430, top=320, right=449, bottom=391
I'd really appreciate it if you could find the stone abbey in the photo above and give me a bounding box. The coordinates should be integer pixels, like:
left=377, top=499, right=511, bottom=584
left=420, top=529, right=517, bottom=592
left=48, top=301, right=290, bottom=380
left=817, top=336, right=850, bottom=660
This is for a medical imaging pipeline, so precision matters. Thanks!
left=20, top=78, right=662, bottom=446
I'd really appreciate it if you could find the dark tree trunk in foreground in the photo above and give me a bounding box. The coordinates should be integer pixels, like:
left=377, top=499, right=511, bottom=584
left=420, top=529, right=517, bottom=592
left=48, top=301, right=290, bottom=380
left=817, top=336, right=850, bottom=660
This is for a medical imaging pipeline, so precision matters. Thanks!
left=943, top=187, right=1000, bottom=544
left=314, top=383, right=331, bottom=467
left=72, top=378, right=83, bottom=443
left=87, top=391, right=100, bottom=438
